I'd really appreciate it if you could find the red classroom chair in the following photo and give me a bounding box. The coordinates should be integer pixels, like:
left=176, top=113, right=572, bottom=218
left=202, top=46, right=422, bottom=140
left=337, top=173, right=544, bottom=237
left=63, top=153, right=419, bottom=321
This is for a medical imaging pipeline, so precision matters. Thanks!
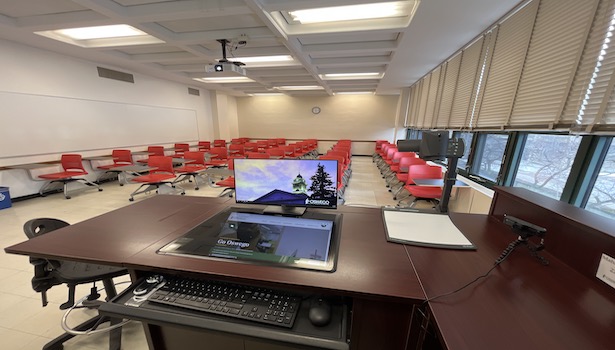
left=39, top=154, right=102, bottom=199
left=129, top=156, right=184, bottom=201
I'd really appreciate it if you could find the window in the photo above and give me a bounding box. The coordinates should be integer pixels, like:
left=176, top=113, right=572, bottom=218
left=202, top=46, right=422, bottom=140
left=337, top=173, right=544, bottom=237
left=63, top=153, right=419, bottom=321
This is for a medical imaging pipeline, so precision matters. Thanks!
left=471, top=133, right=509, bottom=182
left=585, top=140, right=615, bottom=219
left=512, top=134, right=581, bottom=200
left=453, top=132, right=474, bottom=171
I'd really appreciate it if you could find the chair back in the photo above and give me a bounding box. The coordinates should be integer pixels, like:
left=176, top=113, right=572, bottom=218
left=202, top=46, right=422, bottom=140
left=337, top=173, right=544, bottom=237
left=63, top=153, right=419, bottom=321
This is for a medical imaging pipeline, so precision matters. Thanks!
left=24, top=218, right=70, bottom=239
left=391, top=151, right=415, bottom=164
left=256, top=140, right=269, bottom=151
left=229, top=144, right=245, bottom=157
left=267, top=148, right=285, bottom=158
left=213, top=139, right=226, bottom=148
left=408, top=164, right=443, bottom=180
left=267, top=139, right=278, bottom=148
left=198, top=141, right=211, bottom=151
left=148, top=146, right=165, bottom=156
left=61, top=154, right=86, bottom=172
left=183, top=151, right=206, bottom=166
left=209, top=147, right=228, bottom=160
left=112, top=150, right=133, bottom=165
left=148, top=156, right=175, bottom=175
left=247, top=152, right=270, bottom=159
left=276, top=138, right=286, bottom=146
left=174, top=143, right=190, bottom=156
left=384, top=147, right=398, bottom=161
left=398, top=157, right=425, bottom=172
left=23, top=218, right=70, bottom=291
left=244, top=142, right=259, bottom=152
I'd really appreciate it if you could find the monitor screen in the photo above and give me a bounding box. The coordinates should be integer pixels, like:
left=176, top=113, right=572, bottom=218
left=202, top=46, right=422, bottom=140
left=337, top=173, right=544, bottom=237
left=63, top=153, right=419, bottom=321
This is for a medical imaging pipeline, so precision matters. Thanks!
left=233, top=158, right=338, bottom=214
left=157, top=208, right=341, bottom=272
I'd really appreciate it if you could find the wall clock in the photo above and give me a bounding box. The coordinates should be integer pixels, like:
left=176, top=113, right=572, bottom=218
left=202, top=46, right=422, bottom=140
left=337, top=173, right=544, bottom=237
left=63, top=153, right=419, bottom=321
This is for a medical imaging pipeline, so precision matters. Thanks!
left=312, top=106, right=321, bottom=114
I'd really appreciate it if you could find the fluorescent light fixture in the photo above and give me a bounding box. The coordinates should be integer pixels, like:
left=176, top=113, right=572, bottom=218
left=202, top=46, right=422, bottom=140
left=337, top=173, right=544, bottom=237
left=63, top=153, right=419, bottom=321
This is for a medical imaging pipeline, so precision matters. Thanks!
left=288, top=2, right=406, bottom=24
left=236, top=55, right=293, bottom=63
left=194, top=77, right=255, bottom=83
left=321, top=72, right=383, bottom=80
left=35, top=24, right=164, bottom=48
left=56, top=25, right=146, bottom=40
left=335, top=91, right=375, bottom=95
left=276, top=86, right=324, bottom=91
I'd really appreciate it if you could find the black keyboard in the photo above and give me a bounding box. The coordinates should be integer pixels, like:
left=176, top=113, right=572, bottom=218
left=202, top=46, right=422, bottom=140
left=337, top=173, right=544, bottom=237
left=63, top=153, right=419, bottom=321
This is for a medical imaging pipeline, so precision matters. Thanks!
left=146, top=276, right=301, bottom=328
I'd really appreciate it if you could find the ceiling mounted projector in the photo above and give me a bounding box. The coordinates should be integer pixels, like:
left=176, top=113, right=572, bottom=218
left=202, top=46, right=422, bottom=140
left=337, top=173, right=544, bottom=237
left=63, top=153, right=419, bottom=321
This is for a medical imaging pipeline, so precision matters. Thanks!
left=204, top=39, right=246, bottom=77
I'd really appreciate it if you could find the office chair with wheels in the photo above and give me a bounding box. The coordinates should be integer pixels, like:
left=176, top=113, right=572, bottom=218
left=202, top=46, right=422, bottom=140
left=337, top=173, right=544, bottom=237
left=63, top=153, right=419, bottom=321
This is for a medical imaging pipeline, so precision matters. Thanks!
left=398, top=165, right=443, bottom=208
left=173, top=151, right=208, bottom=190
left=23, top=218, right=127, bottom=350
left=39, top=154, right=103, bottom=199
left=129, top=156, right=185, bottom=201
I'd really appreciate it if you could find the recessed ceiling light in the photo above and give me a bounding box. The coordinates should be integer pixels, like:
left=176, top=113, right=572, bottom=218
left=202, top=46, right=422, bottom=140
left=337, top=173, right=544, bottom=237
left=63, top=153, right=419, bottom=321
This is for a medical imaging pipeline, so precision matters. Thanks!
left=35, top=24, right=164, bottom=48
left=288, top=2, right=407, bottom=24
left=194, top=77, right=255, bottom=83
left=237, top=55, right=293, bottom=63
left=321, top=72, right=383, bottom=80
left=275, top=86, right=324, bottom=91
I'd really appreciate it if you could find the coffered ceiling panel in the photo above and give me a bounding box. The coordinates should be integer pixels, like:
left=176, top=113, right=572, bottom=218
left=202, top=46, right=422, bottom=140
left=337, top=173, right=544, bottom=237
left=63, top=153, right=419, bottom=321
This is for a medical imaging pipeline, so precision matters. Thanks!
left=0, top=0, right=523, bottom=96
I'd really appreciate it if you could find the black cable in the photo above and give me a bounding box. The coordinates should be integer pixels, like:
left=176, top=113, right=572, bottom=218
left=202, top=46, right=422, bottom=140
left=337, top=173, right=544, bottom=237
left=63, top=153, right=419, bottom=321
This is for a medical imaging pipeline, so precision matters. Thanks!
left=421, top=237, right=524, bottom=305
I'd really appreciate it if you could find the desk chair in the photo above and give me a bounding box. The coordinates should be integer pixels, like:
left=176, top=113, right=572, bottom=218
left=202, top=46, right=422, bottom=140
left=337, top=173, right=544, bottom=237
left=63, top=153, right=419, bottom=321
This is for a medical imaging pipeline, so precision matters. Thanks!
left=129, top=156, right=185, bottom=201
left=228, top=144, right=245, bottom=158
left=137, top=145, right=165, bottom=163
left=173, top=151, right=208, bottom=190
left=205, top=147, right=229, bottom=167
left=215, top=158, right=236, bottom=197
left=24, top=218, right=127, bottom=350
left=267, top=148, right=285, bottom=158
left=398, top=165, right=443, bottom=208
left=39, top=154, right=103, bottom=199
left=96, top=149, right=134, bottom=184
left=213, top=139, right=226, bottom=148
left=244, top=142, right=259, bottom=153
left=390, top=157, right=426, bottom=199
left=174, top=143, right=190, bottom=157
left=198, top=141, right=211, bottom=152
left=246, top=152, right=270, bottom=159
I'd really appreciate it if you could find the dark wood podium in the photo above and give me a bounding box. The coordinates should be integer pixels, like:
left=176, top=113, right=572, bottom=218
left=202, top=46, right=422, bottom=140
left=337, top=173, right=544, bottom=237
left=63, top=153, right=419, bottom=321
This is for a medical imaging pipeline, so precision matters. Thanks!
left=5, top=187, right=615, bottom=350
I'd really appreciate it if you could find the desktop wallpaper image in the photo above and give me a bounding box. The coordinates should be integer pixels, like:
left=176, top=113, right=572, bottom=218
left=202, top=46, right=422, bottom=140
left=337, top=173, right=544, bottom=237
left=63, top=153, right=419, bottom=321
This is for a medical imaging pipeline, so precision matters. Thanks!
left=234, top=159, right=337, bottom=206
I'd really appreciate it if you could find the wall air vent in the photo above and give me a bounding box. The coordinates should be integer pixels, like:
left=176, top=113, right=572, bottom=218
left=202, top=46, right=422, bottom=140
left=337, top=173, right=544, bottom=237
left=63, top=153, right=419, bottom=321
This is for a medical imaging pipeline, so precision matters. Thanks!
left=188, top=87, right=200, bottom=96
left=97, top=67, right=134, bottom=83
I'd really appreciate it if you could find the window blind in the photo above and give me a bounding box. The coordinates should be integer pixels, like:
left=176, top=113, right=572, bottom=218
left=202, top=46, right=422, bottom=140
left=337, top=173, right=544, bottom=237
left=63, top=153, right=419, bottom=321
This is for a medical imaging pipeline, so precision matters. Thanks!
left=508, top=0, right=597, bottom=127
left=561, top=0, right=609, bottom=130
left=416, top=74, right=431, bottom=128
left=448, top=37, right=484, bottom=128
left=424, top=66, right=442, bottom=128
left=475, top=1, right=538, bottom=128
left=436, top=54, right=462, bottom=128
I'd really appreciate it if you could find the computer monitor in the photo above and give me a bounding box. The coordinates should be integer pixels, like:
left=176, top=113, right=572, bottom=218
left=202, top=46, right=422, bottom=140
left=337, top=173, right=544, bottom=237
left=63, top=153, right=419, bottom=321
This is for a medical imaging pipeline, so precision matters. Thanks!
left=233, top=158, right=338, bottom=216
left=419, top=131, right=449, bottom=161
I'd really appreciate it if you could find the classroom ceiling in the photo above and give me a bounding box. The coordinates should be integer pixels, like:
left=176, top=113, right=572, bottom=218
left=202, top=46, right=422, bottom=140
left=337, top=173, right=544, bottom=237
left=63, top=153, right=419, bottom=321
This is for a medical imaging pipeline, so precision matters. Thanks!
left=0, top=0, right=522, bottom=96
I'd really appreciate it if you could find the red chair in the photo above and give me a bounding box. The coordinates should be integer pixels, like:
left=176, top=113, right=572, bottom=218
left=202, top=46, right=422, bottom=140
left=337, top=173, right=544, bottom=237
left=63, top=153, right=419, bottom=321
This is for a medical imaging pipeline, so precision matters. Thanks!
left=267, top=139, right=278, bottom=149
left=137, top=145, right=165, bottom=163
left=39, top=154, right=102, bottom=199
left=256, top=140, right=269, bottom=152
left=244, top=142, right=259, bottom=153
left=276, top=138, right=286, bottom=146
left=228, top=144, right=245, bottom=158
left=399, top=165, right=443, bottom=208
left=198, top=141, right=211, bottom=152
left=174, top=143, right=190, bottom=157
left=205, top=147, right=228, bottom=167
left=246, top=152, right=270, bottom=159
left=129, top=156, right=184, bottom=201
left=96, top=149, right=134, bottom=184
left=283, top=145, right=298, bottom=158
left=172, top=151, right=208, bottom=190
left=213, top=139, right=226, bottom=148
left=215, top=158, right=236, bottom=197
left=267, top=148, right=285, bottom=159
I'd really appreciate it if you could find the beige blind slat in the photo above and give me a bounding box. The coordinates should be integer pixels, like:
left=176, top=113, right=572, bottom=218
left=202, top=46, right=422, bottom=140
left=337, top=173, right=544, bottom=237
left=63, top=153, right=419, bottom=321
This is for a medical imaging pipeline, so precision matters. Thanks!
left=424, top=66, right=442, bottom=128
left=561, top=0, right=611, bottom=128
left=436, top=54, right=462, bottom=128
left=406, top=84, right=419, bottom=127
left=448, top=37, right=485, bottom=128
left=476, top=1, right=538, bottom=128
left=417, top=75, right=431, bottom=128
left=468, top=30, right=497, bottom=128
left=509, top=0, right=598, bottom=126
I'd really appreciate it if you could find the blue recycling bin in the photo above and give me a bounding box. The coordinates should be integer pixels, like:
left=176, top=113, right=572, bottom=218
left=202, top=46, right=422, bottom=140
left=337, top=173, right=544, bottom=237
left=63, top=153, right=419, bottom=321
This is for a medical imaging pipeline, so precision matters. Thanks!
left=0, top=187, right=12, bottom=209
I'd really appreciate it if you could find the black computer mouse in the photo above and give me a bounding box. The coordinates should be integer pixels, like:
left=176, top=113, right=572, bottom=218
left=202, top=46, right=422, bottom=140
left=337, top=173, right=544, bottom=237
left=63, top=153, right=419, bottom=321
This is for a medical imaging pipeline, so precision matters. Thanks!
left=308, top=298, right=331, bottom=327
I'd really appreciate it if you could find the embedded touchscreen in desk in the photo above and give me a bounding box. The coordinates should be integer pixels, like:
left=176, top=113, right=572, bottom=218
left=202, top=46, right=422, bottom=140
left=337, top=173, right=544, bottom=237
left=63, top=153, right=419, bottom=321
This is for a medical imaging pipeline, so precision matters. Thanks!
left=157, top=208, right=341, bottom=272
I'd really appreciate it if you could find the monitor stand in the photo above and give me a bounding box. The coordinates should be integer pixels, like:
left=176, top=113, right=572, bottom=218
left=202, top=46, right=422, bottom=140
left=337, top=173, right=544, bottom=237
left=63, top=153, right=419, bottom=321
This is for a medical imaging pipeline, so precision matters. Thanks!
left=263, top=205, right=306, bottom=217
